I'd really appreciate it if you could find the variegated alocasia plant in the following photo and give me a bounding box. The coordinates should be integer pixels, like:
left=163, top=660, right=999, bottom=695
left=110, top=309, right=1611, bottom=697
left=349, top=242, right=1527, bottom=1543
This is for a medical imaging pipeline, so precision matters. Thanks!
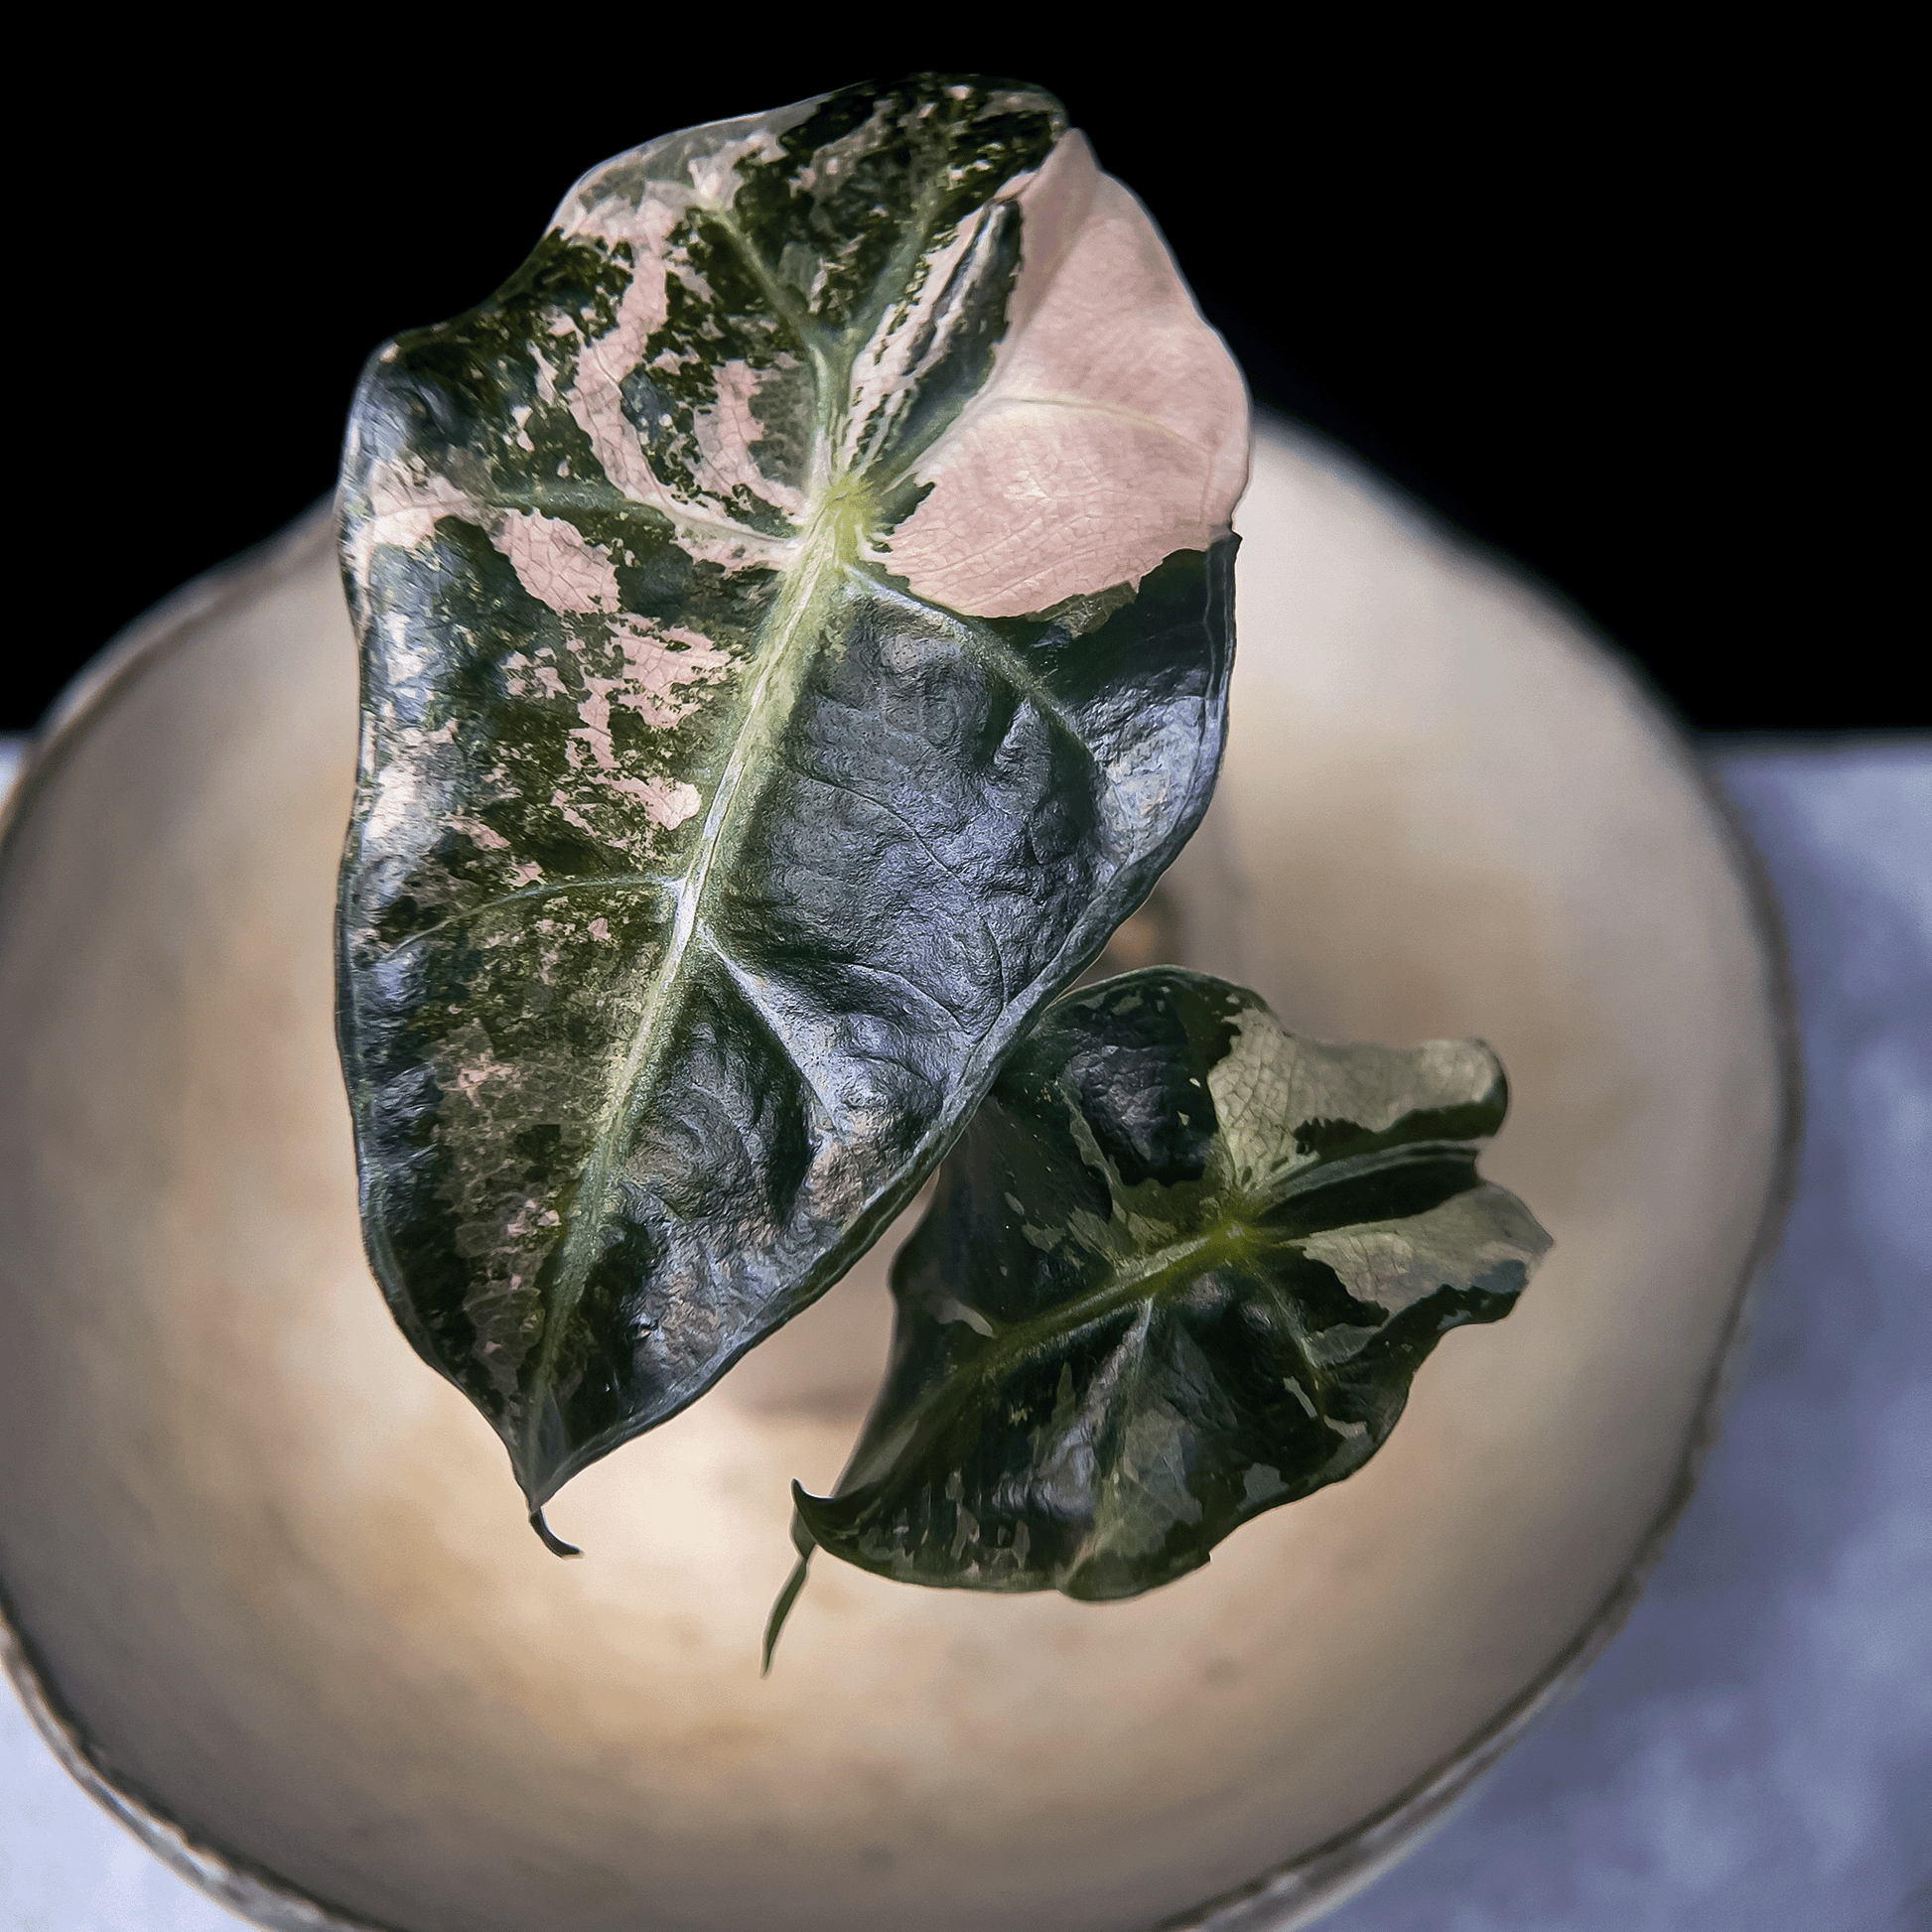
left=336, top=76, right=1250, bottom=1540
left=765, top=971, right=1550, bottom=1665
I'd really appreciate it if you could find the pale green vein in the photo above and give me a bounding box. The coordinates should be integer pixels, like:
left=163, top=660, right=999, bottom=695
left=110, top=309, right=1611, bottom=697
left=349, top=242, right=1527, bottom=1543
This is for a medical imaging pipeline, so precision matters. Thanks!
left=704, top=144, right=957, bottom=493
left=485, top=483, right=796, bottom=560
left=525, top=489, right=861, bottom=1491
left=855, top=569, right=1096, bottom=761
left=832, top=1138, right=1489, bottom=1493
left=976, top=393, right=1204, bottom=445
left=702, top=207, right=837, bottom=492
left=383, top=874, right=680, bottom=958
left=699, top=923, right=838, bottom=1127
left=1255, top=1138, right=1485, bottom=1216
left=838, top=1218, right=1251, bottom=1494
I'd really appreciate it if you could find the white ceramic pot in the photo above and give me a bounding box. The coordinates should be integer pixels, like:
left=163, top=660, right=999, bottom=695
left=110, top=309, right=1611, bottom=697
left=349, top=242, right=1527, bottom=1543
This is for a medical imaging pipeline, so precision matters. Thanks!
left=0, top=419, right=1796, bottom=1932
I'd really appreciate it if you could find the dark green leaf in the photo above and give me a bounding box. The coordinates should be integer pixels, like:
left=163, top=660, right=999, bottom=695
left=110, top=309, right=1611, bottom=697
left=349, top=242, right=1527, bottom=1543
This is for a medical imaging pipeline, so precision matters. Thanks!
left=769, top=968, right=1548, bottom=1661
left=335, top=76, right=1249, bottom=1526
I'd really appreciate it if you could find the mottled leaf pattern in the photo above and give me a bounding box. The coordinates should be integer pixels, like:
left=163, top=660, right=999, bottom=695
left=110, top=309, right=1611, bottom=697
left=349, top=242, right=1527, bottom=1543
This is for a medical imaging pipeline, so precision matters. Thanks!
left=768, top=969, right=1548, bottom=1661
left=335, top=76, right=1249, bottom=1525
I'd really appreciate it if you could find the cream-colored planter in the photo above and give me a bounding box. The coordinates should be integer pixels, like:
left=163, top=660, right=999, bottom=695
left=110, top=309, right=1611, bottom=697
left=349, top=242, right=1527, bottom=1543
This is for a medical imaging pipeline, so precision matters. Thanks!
left=0, top=419, right=1795, bottom=1932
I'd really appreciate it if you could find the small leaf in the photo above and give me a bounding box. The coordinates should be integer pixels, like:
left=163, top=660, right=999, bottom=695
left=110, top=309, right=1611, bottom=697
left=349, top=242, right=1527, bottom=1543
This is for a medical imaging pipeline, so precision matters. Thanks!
left=335, top=77, right=1249, bottom=1518
left=772, top=969, right=1548, bottom=1647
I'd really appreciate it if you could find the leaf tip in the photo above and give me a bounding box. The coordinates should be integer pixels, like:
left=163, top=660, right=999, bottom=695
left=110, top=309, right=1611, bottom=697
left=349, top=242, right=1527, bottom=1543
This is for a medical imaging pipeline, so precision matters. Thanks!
left=761, top=1550, right=814, bottom=1677
left=529, top=1507, right=583, bottom=1559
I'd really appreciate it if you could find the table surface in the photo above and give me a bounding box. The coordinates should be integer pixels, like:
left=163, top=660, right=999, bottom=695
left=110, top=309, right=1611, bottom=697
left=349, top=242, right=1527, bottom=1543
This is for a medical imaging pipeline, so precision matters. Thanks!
left=3, top=738, right=1927, bottom=1932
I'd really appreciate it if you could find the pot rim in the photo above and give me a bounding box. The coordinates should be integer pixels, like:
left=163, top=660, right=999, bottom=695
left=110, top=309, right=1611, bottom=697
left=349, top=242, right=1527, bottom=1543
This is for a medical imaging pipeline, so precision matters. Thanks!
left=0, top=465, right=1806, bottom=1932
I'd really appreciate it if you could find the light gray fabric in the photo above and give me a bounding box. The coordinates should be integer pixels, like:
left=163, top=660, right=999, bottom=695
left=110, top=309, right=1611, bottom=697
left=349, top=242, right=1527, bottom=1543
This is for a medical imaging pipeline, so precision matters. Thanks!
left=1316, top=741, right=1932, bottom=1932
left=2, top=741, right=1926, bottom=1931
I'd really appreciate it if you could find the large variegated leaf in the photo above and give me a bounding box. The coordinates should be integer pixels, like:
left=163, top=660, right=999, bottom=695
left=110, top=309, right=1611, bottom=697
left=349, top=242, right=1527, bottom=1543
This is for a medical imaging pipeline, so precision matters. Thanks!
left=336, top=76, right=1249, bottom=1532
left=767, top=969, right=1548, bottom=1662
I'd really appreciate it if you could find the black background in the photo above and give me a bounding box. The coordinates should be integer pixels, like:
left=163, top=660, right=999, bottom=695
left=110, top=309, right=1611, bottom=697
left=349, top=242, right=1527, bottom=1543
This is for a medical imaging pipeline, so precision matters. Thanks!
left=15, top=33, right=1910, bottom=735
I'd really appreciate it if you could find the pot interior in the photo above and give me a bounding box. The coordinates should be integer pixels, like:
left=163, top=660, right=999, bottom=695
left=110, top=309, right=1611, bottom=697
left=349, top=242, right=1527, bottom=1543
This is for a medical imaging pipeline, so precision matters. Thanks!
left=0, top=423, right=1788, bottom=1932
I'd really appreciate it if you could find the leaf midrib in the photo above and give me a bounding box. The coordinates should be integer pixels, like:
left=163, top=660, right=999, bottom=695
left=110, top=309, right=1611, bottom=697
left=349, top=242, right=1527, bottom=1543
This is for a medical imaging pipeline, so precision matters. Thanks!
left=842, top=1137, right=1483, bottom=1492
left=526, top=496, right=854, bottom=1477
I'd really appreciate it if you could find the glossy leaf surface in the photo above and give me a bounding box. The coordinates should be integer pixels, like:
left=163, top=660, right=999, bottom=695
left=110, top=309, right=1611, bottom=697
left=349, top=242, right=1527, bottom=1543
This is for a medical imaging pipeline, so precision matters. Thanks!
left=772, top=969, right=1548, bottom=1655
left=335, top=77, right=1249, bottom=1520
